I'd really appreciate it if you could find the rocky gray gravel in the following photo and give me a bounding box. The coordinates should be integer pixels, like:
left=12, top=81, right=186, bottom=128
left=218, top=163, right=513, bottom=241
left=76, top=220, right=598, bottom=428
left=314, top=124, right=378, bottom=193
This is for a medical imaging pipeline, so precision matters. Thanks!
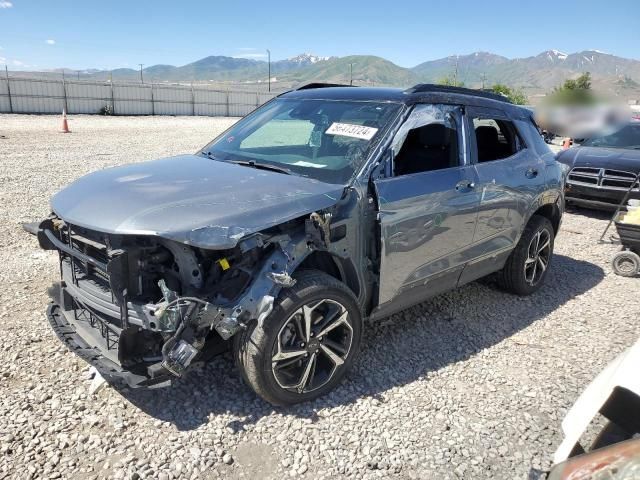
left=0, top=114, right=638, bottom=479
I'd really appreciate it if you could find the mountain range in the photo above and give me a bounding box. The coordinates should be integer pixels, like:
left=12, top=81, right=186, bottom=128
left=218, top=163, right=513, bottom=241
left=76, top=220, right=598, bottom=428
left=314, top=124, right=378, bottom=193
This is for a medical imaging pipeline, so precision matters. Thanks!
left=37, top=50, right=640, bottom=100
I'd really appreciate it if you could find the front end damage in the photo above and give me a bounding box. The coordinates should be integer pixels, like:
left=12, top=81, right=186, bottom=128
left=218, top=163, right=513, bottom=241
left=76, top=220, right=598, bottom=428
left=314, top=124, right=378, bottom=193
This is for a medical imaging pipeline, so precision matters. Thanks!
left=38, top=213, right=328, bottom=388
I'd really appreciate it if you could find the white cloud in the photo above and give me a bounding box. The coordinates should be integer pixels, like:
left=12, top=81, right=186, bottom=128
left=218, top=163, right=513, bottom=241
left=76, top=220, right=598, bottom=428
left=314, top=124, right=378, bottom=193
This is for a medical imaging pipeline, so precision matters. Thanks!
left=46, top=39, right=56, bottom=45
left=0, top=57, right=6, bottom=63
left=12, top=59, right=25, bottom=66
left=233, top=53, right=268, bottom=59
left=0, top=1, right=13, bottom=8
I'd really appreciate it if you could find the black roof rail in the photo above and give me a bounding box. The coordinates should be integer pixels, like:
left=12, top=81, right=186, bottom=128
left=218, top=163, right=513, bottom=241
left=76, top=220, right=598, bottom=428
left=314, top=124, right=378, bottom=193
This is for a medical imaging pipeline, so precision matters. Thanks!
left=405, top=84, right=512, bottom=103
left=295, top=82, right=356, bottom=91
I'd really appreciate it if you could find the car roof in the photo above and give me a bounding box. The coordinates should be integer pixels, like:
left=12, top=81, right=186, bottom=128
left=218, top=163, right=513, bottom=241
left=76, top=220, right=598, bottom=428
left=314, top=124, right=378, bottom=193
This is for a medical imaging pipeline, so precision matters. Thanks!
left=280, top=84, right=531, bottom=119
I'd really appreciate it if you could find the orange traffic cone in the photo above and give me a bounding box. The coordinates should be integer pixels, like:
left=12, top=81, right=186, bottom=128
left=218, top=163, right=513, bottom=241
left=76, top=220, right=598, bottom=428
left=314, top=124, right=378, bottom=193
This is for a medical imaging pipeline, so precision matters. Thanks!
left=60, top=108, right=70, bottom=133
left=562, top=137, right=572, bottom=149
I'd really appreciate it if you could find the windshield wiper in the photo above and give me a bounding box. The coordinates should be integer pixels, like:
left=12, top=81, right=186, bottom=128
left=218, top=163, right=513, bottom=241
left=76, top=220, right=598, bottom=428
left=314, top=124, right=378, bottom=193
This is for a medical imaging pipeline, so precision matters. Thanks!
left=202, top=152, right=292, bottom=175
left=229, top=160, right=291, bottom=175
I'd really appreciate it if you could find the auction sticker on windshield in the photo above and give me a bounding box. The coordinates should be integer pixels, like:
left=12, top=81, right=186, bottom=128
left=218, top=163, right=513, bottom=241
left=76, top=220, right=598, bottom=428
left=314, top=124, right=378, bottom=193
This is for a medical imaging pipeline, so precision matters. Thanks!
left=325, top=122, right=378, bottom=140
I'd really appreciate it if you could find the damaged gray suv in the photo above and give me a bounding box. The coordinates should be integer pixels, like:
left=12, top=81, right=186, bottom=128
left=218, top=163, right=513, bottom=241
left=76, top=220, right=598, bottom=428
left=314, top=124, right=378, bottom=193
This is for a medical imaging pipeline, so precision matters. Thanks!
left=36, top=84, right=564, bottom=405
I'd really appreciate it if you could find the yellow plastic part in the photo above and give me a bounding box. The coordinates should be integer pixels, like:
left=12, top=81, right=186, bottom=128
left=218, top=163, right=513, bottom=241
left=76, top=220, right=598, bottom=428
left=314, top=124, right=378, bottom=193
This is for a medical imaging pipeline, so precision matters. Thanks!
left=622, top=209, right=640, bottom=225
left=218, top=258, right=231, bottom=270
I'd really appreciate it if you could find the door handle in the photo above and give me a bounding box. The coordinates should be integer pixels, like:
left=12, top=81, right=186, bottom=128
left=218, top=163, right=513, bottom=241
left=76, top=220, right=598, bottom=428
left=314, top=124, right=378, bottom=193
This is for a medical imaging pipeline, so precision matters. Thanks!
left=525, top=168, right=539, bottom=179
left=456, top=180, right=475, bottom=191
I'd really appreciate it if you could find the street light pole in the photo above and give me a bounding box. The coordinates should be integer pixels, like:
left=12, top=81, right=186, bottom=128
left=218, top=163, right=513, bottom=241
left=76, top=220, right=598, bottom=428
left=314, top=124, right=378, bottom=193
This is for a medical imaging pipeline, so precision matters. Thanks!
left=350, top=63, right=353, bottom=86
left=266, top=49, right=271, bottom=92
left=139, top=64, right=144, bottom=84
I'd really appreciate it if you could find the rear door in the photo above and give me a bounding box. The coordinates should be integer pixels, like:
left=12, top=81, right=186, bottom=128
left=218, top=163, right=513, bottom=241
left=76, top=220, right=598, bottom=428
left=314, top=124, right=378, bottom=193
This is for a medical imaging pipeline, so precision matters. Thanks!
left=373, top=104, right=480, bottom=306
left=458, top=107, right=546, bottom=283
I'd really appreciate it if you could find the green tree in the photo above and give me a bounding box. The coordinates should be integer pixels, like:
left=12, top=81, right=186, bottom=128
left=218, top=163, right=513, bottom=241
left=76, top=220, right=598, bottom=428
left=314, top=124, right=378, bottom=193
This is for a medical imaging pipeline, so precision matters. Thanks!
left=488, top=84, right=528, bottom=105
left=548, top=72, right=595, bottom=105
left=436, top=76, right=465, bottom=87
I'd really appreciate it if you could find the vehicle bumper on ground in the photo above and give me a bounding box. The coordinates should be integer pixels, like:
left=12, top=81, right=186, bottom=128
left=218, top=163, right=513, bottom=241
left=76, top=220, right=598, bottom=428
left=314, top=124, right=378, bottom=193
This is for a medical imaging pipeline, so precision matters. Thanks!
left=553, top=339, right=640, bottom=464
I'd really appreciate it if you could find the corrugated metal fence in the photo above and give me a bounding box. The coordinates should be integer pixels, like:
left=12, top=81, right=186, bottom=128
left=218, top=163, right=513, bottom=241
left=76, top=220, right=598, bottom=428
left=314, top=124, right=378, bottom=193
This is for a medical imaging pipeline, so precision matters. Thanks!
left=0, top=76, right=278, bottom=116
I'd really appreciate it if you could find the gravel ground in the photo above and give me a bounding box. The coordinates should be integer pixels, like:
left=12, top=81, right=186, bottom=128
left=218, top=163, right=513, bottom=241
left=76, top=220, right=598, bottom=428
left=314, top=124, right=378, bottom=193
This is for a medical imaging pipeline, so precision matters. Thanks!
left=0, top=114, right=638, bottom=480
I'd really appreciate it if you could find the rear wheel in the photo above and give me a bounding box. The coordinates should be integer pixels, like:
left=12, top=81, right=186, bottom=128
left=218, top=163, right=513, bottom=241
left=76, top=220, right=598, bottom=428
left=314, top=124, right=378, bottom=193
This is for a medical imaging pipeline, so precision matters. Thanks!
left=233, top=270, right=362, bottom=405
left=498, top=215, right=555, bottom=295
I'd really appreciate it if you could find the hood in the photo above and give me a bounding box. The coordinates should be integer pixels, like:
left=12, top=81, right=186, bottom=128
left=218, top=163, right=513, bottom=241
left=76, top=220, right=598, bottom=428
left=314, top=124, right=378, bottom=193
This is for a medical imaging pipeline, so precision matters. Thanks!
left=556, top=146, right=640, bottom=173
left=51, top=155, right=345, bottom=249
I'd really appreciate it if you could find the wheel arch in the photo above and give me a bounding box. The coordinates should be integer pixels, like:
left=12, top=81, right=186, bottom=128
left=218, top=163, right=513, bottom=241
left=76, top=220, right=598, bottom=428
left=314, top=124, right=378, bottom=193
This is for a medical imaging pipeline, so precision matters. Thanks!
left=529, top=197, right=562, bottom=235
left=295, top=251, right=361, bottom=299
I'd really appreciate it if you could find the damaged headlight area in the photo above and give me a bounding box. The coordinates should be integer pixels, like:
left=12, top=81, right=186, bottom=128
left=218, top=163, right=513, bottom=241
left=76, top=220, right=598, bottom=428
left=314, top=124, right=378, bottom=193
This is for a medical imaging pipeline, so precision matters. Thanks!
left=38, top=215, right=304, bottom=388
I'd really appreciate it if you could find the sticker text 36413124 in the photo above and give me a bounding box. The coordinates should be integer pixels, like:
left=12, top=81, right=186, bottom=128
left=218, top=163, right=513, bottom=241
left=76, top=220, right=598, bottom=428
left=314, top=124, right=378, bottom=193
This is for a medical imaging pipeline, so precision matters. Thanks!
left=325, top=122, right=379, bottom=141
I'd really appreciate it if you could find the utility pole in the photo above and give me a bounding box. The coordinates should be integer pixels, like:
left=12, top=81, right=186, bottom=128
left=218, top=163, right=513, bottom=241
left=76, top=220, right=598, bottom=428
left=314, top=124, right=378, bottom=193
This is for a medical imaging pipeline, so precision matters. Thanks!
left=109, top=71, right=114, bottom=113
left=266, top=49, right=271, bottom=92
left=139, top=64, right=144, bottom=84
left=76, top=70, right=80, bottom=81
left=350, top=63, right=353, bottom=86
left=481, top=73, right=486, bottom=90
left=5, top=65, right=12, bottom=113
left=61, top=69, right=68, bottom=113
left=453, top=55, right=459, bottom=87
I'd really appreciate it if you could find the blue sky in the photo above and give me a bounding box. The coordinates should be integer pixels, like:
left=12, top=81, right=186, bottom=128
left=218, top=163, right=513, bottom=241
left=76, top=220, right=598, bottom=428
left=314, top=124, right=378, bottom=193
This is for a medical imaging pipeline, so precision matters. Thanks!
left=0, top=0, right=638, bottom=71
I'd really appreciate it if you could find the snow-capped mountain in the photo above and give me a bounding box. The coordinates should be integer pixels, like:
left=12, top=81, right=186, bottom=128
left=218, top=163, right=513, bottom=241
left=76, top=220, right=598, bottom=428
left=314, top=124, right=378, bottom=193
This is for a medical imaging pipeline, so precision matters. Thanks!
left=272, top=53, right=333, bottom=72
left=548, top=49, right=568, bottom=61
left=286, top=53, right=332, bottom=65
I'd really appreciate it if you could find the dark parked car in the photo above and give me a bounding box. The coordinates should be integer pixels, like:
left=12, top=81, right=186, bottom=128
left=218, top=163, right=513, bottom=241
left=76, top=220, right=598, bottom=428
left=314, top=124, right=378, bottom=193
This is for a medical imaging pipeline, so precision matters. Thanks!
left=36, top=84, right=564, bottom=405
left=557, top=122, right=640, bottom=210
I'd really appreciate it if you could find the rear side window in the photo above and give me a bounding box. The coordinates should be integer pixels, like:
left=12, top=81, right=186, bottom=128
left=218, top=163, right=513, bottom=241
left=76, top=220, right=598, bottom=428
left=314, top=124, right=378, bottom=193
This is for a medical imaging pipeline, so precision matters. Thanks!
left=472, top=117, right=525, bottom=163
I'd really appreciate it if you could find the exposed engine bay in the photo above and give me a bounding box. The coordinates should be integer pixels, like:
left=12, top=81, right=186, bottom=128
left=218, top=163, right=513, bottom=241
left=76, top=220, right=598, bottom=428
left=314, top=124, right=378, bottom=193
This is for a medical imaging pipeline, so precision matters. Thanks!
left=38, top=213, right=331, bottom=387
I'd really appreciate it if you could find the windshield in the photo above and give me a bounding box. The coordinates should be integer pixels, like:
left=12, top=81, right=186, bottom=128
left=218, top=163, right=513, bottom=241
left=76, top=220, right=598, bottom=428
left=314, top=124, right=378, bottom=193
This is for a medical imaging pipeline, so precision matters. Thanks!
left=581, top=124, right=640, bottom=149
left=201, top=98, right=402, bottom=184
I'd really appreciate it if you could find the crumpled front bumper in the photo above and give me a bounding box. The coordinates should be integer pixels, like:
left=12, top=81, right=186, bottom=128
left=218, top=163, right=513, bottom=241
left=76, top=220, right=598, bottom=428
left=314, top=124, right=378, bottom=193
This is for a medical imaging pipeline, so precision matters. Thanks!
left=37, top=216, right=313, bottom=389
left=46, top=282, right=173, bottom=388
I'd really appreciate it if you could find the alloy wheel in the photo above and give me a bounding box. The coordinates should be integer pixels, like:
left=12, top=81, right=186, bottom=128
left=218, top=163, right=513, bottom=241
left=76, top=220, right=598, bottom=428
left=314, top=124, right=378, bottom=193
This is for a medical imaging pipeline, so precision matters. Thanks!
left=271, top=299, right=353, bottom=394
left=524, top=228, right=551, bottom=286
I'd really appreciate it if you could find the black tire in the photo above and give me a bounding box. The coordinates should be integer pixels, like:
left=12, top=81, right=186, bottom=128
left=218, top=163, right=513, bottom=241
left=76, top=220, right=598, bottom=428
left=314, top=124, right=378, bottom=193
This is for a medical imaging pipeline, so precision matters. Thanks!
left=590, top=421, right=632, bottom=451
left=611, top=250, right=640, bottom=277
left=498, top=215, right=555, bottom=295
left=233, top=270, right=362, bottom=406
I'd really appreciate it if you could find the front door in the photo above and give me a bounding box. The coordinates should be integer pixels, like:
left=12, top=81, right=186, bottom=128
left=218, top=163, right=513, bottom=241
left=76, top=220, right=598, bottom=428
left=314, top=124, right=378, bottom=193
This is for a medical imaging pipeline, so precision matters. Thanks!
left=373, top=104, right=480, bottom=307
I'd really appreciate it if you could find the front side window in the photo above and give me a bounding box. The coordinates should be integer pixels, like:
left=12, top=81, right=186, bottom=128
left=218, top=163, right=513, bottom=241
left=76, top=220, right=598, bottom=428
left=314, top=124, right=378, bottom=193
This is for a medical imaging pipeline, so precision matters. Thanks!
left=581, top=124, right=640, bottom=149
left=472, top=117, right=524, bottom=162
left=202, top=98, right=402, bottom=184
left=392, top=104, right=462, bottom=176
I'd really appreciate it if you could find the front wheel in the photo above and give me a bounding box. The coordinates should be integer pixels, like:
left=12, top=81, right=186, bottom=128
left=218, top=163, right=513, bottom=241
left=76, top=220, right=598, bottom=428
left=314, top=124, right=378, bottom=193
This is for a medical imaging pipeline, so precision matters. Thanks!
left=498, top=215, right=555, bottom=295
left=233, top=270, right=362, bottom=405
